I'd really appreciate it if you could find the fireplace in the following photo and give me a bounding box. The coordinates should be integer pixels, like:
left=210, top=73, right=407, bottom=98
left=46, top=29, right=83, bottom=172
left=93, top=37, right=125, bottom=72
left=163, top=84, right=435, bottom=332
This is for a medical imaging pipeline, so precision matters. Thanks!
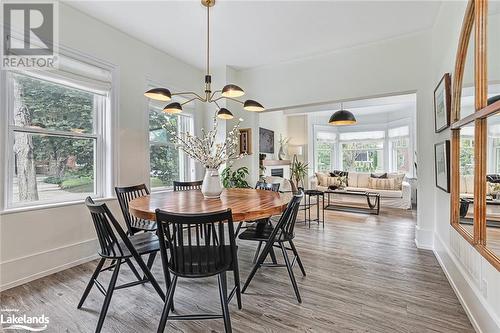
left=271, top=168, right=284, bottom=178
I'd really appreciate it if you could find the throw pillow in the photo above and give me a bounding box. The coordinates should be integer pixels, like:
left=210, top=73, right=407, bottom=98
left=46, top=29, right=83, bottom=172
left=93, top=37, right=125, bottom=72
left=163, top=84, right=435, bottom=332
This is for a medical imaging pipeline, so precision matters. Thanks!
left=315, top=172, right=329, bottom=186
left=327, top=176, right=340, bottom=188
left=368, top=177, right=397, bottom=190
left=370, top=173, right=387, bottom=179
left=487, top=174, right=500, bottom=183
left=387, top=172, right=405, bottom=190
left=330, top=170, right=348, bottom=177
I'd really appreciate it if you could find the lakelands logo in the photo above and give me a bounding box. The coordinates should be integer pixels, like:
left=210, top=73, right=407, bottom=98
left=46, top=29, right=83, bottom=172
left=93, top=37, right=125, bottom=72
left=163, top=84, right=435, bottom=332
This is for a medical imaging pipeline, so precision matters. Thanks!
left=1, top=310, right=49, bottom=331
left=1, top=0, right=59, bottom=69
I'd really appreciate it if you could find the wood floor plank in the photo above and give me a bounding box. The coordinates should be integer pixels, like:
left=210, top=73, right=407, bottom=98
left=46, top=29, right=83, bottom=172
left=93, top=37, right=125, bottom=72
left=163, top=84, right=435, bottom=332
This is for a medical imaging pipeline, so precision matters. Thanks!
left=0, top=208, right=475, bottom=332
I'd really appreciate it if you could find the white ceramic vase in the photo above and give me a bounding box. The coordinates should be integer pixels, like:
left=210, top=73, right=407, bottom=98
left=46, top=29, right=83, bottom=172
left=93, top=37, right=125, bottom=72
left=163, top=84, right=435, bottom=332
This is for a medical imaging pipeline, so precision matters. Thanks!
left=201, top=168, right=223, bottom=199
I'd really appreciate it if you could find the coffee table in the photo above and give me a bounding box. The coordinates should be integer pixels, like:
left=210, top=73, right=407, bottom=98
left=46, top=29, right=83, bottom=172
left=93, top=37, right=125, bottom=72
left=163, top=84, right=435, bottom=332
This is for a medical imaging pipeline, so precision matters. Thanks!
left=324, top=189, right=380, bottom=215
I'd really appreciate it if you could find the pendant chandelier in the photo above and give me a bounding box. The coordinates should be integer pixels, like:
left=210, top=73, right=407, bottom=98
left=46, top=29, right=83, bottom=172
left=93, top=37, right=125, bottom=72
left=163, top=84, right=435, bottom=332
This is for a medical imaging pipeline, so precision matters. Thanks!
left=328, top=102, right=357, bottom=126
left=144, top=0, right=265, bottom=119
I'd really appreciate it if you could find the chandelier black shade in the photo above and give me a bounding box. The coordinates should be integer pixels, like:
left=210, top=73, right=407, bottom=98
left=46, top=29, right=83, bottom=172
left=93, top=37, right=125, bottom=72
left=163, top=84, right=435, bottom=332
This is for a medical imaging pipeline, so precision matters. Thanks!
left=144, top=88, right=172, bottom=101
left=328, top=109, right=357, bottom=126
left=221, top=84, right=244, bottom=98
left=144, top=0, right=264, bottom=117
left=243, top=99, right=265, bottom=112
left=163, top=102, right=183, bottom=114
left=217, top=108, right=234, bottom=120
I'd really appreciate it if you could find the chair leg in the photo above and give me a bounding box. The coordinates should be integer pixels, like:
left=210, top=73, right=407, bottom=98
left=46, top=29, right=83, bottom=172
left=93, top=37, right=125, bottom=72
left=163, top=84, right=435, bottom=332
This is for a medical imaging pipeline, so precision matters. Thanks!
left=289, top=240, right=306, bottom=277
left=218, top=272, right=232, bottom=333
left=95, top=259, right=121, bottom=333
left=159, top=249, right=174, bottom=312
left=78, top=258, right=106, bottom=309
left=252, top=241, right=263, bottom=264
left=268, top=246, right=278, bottom=264
left=142, top=252, right=157, bottom=280
left=133, top=252, right=165, bottom=302
left=234, top=221, right=243, bottom=235
left=279, top=242, right=302, bottom=303
left=157, top=275, right=178, bottom=333
left=124, top=258, right=143, bottom=281
left=231, top=251, right=242, bottom=310
left=242, top=241, right=270, bottom=293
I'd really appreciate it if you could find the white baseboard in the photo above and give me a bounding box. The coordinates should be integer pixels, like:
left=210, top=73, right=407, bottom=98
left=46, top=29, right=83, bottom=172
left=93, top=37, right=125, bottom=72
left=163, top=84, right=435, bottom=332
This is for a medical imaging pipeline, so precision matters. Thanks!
left=414, top=225, right=433, bottom=249
left=433, top=233, right=500, bottom=333
left=0, top=238, right=99, bottom=292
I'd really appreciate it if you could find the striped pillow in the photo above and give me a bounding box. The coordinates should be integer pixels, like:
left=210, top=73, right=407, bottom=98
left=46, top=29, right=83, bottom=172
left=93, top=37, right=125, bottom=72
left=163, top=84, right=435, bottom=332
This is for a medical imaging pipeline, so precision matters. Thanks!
left=368, top=177, right=397, bottom=190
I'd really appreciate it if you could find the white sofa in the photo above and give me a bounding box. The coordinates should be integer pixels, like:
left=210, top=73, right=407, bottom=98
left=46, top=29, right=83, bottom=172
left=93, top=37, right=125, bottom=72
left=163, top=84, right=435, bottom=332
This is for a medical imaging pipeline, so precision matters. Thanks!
left=311, top=171, right=412, bottom=210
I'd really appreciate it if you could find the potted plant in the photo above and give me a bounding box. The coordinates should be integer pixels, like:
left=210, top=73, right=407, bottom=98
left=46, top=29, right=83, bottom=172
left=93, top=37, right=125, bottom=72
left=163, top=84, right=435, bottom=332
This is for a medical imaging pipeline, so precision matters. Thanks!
left=291, top=159, right=309, bottom=189
left=221, top=166, right=250, bottom=188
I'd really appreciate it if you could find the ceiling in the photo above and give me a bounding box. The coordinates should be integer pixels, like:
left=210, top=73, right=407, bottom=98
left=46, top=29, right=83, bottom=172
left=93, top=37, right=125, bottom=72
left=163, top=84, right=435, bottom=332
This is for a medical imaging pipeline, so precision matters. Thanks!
left=66, top=0, right=442, bottom=70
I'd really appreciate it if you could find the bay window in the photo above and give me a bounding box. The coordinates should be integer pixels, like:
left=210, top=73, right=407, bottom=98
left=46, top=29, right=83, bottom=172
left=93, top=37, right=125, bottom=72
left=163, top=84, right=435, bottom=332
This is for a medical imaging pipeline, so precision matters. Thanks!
left=313, top=123, right=413, bottom=175
left=388, top=126, right=410, bottom=174
left=340, top=131, right=385, bottom=172
left=315, top=131, right=336, bottom=172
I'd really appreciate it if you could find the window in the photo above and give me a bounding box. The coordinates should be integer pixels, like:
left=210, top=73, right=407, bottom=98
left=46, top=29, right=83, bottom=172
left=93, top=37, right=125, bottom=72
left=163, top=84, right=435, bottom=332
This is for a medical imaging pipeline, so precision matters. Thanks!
left=460, top=136, right=475, bottom=175
left=148, top=102, right=193, bottom=190
left=388, top=126, right=410, bottom=174
left=5, top=67, right=111, bottom=207
left=340, top=131, right=385, bottom=172
left=315, top=131, right=336, bottom=172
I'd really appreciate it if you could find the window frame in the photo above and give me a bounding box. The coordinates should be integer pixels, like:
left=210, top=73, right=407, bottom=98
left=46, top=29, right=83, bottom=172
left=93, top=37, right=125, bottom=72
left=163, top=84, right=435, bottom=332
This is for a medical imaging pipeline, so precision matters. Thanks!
left=0, top=48, right=117, bottom=211
left=312, top=121, right=414, bottom=176
left=389, top=130, right=411, bottom=174
left=340, top=139, right=385, bottom=172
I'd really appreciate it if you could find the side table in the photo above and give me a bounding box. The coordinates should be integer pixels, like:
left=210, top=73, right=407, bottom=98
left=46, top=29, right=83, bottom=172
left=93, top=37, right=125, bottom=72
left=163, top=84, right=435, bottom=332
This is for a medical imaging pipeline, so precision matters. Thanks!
left=303, top=190, right=324, bottom=228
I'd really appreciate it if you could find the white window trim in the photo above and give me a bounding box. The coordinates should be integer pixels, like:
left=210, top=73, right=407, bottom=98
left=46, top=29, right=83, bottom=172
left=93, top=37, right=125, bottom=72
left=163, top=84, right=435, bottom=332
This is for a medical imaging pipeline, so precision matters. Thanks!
left=312, top=118, right=414, bottom=175
left=0, top=45, right=118, bottom=212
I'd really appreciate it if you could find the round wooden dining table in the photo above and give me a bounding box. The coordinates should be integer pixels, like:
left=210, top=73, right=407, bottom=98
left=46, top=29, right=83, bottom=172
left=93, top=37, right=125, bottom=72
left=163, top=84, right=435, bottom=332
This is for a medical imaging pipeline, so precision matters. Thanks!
left=128, top=188, right=290, bottom=222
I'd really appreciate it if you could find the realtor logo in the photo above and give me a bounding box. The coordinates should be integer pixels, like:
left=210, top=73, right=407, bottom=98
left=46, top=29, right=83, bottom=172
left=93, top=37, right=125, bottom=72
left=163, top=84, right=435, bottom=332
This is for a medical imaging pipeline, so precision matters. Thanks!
left=1, top=1, right=59, bottom=69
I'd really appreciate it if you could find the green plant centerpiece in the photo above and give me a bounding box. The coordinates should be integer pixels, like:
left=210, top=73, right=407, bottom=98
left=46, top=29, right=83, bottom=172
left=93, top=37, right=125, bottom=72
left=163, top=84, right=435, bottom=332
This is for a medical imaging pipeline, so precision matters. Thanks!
left=291, top=159, right=309, bottom=189
left=221, top=166, right=250, bottom=188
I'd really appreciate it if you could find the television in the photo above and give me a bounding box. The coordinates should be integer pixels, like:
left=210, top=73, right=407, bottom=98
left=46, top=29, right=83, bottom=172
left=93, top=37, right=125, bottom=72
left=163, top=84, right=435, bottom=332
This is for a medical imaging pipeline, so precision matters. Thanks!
left=259, top=127, right=274, bottom=154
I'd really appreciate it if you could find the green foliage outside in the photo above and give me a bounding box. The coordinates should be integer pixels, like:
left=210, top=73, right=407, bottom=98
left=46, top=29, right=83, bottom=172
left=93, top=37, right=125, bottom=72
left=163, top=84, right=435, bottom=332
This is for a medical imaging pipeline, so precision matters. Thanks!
left=342, top=141, right=383, bottom=172
left=60, top=177, right=94, bottom=193
left=221, top=166, right=250, bottom=188
left=15, top=74, right=96, bottom=196
left=316, top=141, right=333, bottom=172
left=460, top=137, right=474, bottom=175
left=149, top=109, right=180, bottom=188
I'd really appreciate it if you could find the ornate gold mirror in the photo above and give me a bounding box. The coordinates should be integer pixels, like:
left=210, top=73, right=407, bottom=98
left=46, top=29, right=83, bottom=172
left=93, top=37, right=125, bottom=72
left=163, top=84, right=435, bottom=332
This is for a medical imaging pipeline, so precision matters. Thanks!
left=451, top=0, right=500, bottom=270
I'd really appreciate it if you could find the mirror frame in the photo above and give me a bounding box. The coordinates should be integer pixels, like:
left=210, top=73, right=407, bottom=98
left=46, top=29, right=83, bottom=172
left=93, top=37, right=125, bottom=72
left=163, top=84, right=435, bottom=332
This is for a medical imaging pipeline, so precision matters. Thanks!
left=450, top=0, right=500, bottom=270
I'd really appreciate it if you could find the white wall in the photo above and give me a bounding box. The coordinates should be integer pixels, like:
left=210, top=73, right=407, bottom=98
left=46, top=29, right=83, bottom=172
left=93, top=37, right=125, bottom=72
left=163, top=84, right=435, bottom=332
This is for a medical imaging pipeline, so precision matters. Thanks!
left=288, top=115, right=308, bottom=163
left=238, top=32, right=435, bottom=250
left=0, top=3, right=204, bottom=290
left=259, top=111, right=288, bottom=158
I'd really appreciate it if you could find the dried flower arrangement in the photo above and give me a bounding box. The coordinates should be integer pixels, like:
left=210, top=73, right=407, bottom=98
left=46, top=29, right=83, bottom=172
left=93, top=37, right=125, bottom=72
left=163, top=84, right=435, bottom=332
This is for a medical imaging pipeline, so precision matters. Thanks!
left=166, top=115, right=246, bottom=170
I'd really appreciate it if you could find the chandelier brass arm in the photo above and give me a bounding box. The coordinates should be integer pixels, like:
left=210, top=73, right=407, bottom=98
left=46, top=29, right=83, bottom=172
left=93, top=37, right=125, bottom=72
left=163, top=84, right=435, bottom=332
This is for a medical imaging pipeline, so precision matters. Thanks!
left=143, top=0, right=265, bottom=120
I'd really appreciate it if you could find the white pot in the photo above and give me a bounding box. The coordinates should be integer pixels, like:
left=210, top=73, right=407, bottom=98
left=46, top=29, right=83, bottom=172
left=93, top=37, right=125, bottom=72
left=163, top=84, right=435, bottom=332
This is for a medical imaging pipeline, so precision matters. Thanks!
left=201, top=168, right=223, bottom=199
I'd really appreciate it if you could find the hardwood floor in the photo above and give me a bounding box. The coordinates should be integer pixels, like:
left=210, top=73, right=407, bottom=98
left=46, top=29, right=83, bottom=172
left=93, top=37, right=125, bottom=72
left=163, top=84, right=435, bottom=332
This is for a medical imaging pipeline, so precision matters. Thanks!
left=0, top=208, right=474, bottom=332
